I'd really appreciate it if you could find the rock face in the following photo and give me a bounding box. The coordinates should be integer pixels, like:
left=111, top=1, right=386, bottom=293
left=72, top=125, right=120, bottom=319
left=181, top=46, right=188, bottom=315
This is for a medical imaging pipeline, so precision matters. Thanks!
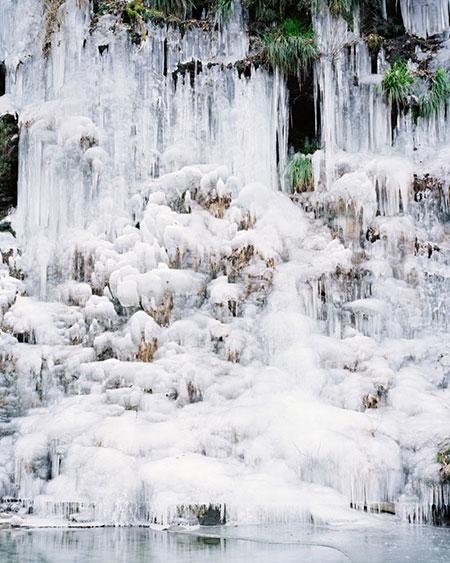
left=0, top=0, right=449, bottom=528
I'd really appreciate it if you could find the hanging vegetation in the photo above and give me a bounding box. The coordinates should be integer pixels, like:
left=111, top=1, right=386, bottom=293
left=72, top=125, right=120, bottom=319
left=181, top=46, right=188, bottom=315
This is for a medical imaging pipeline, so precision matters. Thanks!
left=381, top=61, right=415, bottom=108
left=262, top=19, right=317, bottom=75
left=382, top=62, right=450, bottom=120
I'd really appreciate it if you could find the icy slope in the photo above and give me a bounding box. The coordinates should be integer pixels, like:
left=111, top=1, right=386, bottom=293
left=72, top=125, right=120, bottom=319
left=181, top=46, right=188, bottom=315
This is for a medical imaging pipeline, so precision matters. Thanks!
left=0, top=0, right=449, bottom=528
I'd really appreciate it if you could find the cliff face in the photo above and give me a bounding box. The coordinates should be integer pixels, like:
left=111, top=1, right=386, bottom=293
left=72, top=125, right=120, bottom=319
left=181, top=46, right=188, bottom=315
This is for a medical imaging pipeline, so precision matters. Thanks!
left=0, top=1, right=449, bottom=527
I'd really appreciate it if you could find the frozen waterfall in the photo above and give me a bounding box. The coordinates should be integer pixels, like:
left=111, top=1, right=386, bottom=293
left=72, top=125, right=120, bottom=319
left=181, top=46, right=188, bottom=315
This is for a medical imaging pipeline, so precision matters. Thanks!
left=0, top=0, right=449, bottom=531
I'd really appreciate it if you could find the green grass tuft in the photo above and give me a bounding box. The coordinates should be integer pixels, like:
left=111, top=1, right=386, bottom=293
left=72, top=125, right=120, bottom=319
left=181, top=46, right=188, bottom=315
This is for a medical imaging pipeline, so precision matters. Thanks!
left=381, top=61, right=415, bottom=107
left=419, top=68, right=450, bottom=119
left=288, top=153, right=314, bottom=193
left=382, top=62, right=450, bottom=121
left=263, top=20, right=317, bottom=75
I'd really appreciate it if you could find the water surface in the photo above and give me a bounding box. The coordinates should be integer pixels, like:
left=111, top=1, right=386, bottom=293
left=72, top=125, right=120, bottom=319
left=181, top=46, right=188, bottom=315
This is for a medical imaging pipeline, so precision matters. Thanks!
left=0, top=523, right=449, bottom=562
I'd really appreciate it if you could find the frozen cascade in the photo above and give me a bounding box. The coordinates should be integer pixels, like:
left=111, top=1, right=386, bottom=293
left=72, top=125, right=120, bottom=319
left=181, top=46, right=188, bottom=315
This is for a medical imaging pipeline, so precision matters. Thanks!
left=0, top=0, right=448, bottom=530
left=400, top=0, right=450, bottom=38
left=307, top=3, right=450, bottom=524
left=1, top=0, right=287, bottom=297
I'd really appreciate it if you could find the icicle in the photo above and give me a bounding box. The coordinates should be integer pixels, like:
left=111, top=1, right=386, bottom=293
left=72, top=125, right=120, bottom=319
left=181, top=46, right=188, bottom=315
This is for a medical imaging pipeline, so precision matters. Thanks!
left=399, top=0, right=450, bottom=38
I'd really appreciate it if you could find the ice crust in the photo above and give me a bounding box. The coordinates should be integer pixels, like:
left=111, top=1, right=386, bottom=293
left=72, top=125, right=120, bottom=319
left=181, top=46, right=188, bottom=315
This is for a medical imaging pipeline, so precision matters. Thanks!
left=0, top=0, right=449, bottom=528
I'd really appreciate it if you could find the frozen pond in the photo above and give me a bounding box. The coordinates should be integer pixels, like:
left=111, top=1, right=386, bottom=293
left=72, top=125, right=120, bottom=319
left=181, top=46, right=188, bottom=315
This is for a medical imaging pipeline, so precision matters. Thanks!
left=0, top=523, right=449, bottom=562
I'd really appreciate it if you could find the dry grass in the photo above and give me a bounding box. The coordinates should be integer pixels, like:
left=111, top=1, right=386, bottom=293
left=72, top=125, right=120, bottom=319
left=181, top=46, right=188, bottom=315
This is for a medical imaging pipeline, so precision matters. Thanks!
left=43, top=0, right=65, bottom=57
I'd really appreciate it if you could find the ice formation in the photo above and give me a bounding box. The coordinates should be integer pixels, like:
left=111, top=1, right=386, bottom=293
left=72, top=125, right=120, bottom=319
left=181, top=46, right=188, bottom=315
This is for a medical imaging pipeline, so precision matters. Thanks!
left=400, top=0, right=450, bottom=38
left=0, top=0, right=449, bottom=529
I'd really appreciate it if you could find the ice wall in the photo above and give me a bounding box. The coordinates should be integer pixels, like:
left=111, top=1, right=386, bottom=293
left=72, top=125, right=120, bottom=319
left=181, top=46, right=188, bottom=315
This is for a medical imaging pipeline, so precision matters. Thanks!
left=309, top=3, right=450, bottom=524
left=400, top=0, right=450, bottom=38
left=0, top=0, right=449, bottom=530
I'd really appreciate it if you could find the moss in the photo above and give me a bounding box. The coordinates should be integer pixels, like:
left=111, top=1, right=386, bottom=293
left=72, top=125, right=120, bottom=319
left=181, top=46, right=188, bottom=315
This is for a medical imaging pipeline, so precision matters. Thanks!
left=123, top=0, right=147, bottom=21
left=94, top=0, right=195, bottom=44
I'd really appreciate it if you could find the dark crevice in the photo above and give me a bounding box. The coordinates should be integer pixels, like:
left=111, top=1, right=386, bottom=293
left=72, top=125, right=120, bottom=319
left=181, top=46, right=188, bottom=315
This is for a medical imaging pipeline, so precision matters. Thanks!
left=163, top=38, right=168, bottom=77
left=360, top=0, right=405, bottom=38
left=172, top=59, right=203, bottom=88
left=0, top=62, right=6, bottom=96
left=98, top=44, right=109, bottom=56
left=370, top=51, right=378, bottom=74
left=0, top=113, right=19, bottom=220
left=288, top=71, right=319, bottom=153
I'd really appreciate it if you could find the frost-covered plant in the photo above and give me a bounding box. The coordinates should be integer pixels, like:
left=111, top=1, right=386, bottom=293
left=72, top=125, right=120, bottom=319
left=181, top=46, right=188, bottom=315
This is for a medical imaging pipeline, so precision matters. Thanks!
left=43, top=0, right=65, bottom=56
left=288, top=153, right=314, bottom=193
left=381, top=61, right=415, bottom=107
left=263, top=19, right=317, bottom=75
left=95, top=0, right=189, bottom=43
left=367, top=32, right=383, bottom=52
left=418, top=69, right=450, bottom=120
left=98, top=1, right=174, bottom=44
left=437, top=447, right=450, bottom=481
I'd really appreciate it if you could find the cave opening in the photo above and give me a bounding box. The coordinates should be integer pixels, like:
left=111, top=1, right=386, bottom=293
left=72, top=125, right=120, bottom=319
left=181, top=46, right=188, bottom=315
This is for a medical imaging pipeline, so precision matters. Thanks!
left=287, top=70, right=320, bottom=155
